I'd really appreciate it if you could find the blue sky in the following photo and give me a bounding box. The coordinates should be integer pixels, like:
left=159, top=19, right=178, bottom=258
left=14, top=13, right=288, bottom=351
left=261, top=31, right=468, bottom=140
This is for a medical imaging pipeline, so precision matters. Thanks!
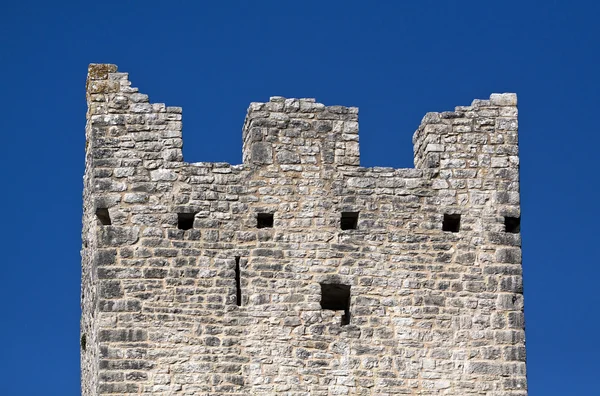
left=1, top=1, right=598, bottom=394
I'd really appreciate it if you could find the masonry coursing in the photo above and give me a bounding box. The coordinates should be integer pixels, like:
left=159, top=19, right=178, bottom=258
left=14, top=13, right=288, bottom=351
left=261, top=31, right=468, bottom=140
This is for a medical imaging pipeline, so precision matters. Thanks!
left=82, top=64, right=526, bottom=395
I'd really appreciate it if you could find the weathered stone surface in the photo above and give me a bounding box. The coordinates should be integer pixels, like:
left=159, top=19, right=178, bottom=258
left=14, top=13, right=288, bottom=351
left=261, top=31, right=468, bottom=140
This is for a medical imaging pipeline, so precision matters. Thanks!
left=490, top=93, right=518, bottom=106
left=250, top=142, right=273, bottom=164
left=98, top=226, right=139, bottom=246
left=82, top=64, right=525, bottom=395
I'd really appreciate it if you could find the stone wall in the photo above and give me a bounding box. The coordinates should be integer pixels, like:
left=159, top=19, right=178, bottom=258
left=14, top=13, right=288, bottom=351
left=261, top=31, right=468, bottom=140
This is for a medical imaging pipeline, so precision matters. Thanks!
left=82, top=64, right=526, bottom=395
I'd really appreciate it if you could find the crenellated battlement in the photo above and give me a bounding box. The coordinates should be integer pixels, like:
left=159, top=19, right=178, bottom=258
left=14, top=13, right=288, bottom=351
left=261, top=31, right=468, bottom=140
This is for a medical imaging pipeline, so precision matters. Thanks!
left=86, top=64, right=518, bottom=177
left=82, top=64, right=525, bottom=395
left=241, top=96, right=360, bottom=168
left=413, top=94, right=518, bottom=171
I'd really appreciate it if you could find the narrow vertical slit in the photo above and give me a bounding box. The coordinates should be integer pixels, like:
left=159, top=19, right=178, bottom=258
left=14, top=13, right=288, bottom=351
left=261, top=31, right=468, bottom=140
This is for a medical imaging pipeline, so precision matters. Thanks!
left=235, top=256, right=241, bottom=307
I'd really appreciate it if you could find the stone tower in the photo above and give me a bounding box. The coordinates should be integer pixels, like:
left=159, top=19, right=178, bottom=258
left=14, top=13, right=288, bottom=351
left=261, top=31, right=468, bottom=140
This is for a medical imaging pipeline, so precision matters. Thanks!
left=82, top=64, right=526, bottom=395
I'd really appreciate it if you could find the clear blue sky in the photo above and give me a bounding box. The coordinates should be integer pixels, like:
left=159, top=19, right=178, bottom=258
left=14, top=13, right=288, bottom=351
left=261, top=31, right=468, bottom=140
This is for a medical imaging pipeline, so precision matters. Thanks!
left=1, top=1, right=597, bottom=394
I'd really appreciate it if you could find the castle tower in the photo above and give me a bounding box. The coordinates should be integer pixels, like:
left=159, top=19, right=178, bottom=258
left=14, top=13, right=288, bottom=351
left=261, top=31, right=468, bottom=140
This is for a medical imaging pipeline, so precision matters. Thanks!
left=82, top=64, right=526, bottom=395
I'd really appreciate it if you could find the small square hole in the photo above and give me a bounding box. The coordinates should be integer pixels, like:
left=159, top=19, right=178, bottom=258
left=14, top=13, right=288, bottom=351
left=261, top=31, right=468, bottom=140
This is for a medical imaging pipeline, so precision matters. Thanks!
left=505, top=216, right=520, bottom=233
left=177, top=213, right=196, bottom=230
left=320, top=283, right=351, bottom=326
left=95, top=208, right=111, bottom=225
left=442, top=214, right=460, bottom=232
left=341, top=212, right=359, bottom=230
left=257, top=213, right=274, bottom=228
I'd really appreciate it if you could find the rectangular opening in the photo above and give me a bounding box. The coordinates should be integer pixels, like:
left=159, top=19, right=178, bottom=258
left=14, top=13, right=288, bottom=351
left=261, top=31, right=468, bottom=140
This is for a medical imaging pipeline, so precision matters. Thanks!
left=341, top=212, right=359, bottom=230
left=257, top=213, right=274, bottom=228
left=235, top=257, right=241, bottom=306
left=320, top=283, right=351, bottom=326
left=95, top=208, right=111, bottom=225
left=505, top=216, right=521, bottom=233
left=177, top=213, right=196, bottom=230
left=442, top=213, right=460, bottom=232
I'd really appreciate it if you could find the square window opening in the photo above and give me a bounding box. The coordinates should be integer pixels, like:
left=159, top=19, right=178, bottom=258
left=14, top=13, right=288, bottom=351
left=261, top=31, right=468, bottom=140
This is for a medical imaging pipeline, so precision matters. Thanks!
left=341, top=212, right=359, bottom=230
left=320, top=283, right=351, bottom=326
left=95, top=208, right=111, bottom=225
left=442, top=214, right=461, bottom=232
left=177, top=213, right=196, bottom=230
left=505, top=216, right=521, bottom=233
left=257, top=213, right=274, bottom=229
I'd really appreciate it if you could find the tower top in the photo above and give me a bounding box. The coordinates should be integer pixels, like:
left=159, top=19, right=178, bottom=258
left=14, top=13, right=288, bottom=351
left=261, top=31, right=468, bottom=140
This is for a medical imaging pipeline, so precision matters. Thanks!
left=81, top=64, right=525, bottom=395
